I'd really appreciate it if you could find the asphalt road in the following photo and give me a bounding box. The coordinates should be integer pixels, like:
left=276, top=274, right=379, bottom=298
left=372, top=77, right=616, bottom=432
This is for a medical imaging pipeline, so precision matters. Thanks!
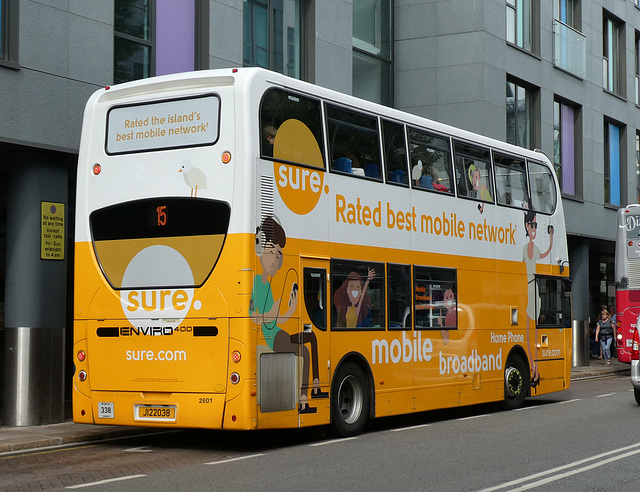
left=1, top=375, right=638, bottom=491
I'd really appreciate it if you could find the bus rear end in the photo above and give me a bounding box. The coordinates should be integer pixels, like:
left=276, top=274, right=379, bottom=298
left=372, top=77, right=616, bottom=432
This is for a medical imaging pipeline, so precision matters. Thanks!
left=616, top=206, right=640, bottom=364
left=73, top=72, right=255, bottom=429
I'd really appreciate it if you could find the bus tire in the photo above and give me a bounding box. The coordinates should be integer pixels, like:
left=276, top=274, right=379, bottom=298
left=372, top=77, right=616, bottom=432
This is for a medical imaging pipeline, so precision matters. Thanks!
left=634, top=387, right=640, bottom=405
left=502, top=353, right=529, bottom=410
left=331, top=362, right=369, bottom=437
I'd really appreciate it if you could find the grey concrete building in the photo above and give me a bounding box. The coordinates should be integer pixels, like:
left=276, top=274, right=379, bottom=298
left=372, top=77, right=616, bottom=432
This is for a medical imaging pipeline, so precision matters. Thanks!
left=0, top=0, right=633, bottom=424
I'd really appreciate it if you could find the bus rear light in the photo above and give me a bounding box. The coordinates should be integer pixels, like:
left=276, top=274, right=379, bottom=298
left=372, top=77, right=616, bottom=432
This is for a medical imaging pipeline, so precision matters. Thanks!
left=221, top=151, right=232, bottom=164
left=77, top=350, right=86, bottom=362
left=632, top=329, right=640, bottom=360
left=78, top=370, right=87, bottom=382
left=231, top=351, right=241, bottom=363
left=93, top=163, right=102, bottom=175
left=230, top=372, right=240, bottom=384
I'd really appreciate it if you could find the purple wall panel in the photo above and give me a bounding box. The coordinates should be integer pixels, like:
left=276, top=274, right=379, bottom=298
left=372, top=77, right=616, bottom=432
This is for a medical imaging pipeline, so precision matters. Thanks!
left=156, top=0, right=195, bottom=75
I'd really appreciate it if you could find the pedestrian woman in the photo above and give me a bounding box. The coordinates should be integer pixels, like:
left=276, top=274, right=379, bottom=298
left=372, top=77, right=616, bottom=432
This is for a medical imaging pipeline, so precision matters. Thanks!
left=595, top=309, right=614, bottom=366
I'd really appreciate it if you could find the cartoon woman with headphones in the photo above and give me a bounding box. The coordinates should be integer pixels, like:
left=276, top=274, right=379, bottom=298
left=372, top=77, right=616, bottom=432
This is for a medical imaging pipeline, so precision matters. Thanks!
left=249, top=215, right=327, bottom=414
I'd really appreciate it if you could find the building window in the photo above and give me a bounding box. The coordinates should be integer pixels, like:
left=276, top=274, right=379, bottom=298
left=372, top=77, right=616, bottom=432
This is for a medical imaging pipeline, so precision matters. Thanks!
left=114, top=0, right=154, bottom=84
left=243, top=0, right=303, bottom=79
left=636, top=32, right=640, bottom=105
left=603, top=13, right=624, bottom=96
left=0, top=0, right=18, bottom=66
left=636, top=132, right=640, bottom=204
left=553, top=99, right=579, bottom=196
left=506, top=0, right=536, bottom=53
left=604, top=121, right=623, bottom=207
left=352, top=0, right=392, bottom=106
left=506, top=80, right=536, bottom=149
left=557, top=0, right=580, bottom=28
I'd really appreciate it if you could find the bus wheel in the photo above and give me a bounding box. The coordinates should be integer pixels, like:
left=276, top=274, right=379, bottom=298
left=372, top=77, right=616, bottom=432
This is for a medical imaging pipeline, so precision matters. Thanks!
left=331, top=362, right=369, bottom=437
left=502, top=354, right=528, bottom=410
left=634, top=388, right=640, bottom=405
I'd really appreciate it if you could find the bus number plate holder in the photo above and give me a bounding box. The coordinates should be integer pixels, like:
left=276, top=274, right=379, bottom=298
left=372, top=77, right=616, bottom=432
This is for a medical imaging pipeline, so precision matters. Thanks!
left=134, top=404, right=177, bottom=422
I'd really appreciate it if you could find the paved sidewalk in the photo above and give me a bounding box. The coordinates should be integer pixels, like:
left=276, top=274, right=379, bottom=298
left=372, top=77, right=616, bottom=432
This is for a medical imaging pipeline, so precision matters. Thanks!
left=0, top=359, right=631, bottom=455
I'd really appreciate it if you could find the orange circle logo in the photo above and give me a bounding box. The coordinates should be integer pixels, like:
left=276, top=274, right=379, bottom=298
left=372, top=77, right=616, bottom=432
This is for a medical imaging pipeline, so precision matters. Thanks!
left=273, top=119, right=325, bottom=215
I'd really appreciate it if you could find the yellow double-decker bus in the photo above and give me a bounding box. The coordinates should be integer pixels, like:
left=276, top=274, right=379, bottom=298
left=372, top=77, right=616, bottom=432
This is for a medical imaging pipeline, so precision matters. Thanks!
left=73, top=67, right=571, bottom=436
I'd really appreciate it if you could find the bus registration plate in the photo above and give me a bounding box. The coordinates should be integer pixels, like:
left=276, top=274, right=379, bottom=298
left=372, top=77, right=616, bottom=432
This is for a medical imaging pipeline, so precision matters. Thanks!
left=98, top=402, right=114, bottom=419
left=135, top=405, right=177, bottom=422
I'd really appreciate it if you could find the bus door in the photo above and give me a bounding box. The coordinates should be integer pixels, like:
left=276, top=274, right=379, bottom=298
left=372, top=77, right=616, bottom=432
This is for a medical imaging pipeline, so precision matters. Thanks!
left=298, top=257, right=331, bottom=426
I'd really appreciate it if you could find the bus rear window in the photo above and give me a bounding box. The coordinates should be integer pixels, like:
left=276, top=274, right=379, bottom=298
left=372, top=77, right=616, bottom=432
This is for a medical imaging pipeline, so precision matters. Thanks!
left=106, top=94, right=220, bottom=155
left=90, top=198, right=230, bottom=289
left=260, top=89, right=325, bottom=169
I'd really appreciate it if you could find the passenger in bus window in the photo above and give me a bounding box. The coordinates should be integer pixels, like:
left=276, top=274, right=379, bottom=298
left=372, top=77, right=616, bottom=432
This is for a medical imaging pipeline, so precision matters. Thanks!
left=250, top=216, right=328, bottom=414
left=262, top=125, right=277, bottom=157
left=333, top=268, right=376, bottom=328
left=347, top=151, right=365, bottom=176
left=523, top=204, right=554, bottom=387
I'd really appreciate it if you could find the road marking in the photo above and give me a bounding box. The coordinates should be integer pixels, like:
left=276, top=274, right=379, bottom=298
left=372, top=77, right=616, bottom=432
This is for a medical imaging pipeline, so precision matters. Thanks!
left=390, top=424, right=431, bottom=432
left=309, top=437, right=357, bottom=447
left=66, top=475, right=146, bottom=489
left=558, top=398, right=581, bottom=404
left=205, top=454, right=265, bottom=465
left=596, top=393, right=616, bottom=398
left=514, top=406, right=538, bottom=411
left=124, top=446, right=152, bottom=453
left=458, top=414, right=489, bottom=421
left=477, top=442, right=640, bottom=491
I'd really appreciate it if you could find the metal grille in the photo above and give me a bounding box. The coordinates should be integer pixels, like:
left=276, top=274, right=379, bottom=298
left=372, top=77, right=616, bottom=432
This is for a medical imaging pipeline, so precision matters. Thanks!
left=629, top=259, right=640, bottom=288
left=259, top=352, right=297, bottom=413
left=260, top=175, right=274, bottom=222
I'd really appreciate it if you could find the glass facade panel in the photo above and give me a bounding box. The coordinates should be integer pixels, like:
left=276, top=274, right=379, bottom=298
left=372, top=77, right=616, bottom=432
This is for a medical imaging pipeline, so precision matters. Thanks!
left=636, top=132, right=640, bottom=204
left=0, top=0, right=4, bottom=58
left=603, top=15, right=623, bottom=95
left=114, top=0, right=153, bottom=84
left=506, top=0, right=533, bottom=52
left=506, top=81, right=533, bottom=149
left=553, top=101, right=576, bottom=196
left=243, top=0, right=302, bottom=79
left=115, top=0, right=151, bottom=40
left=605, top=122, right=622, bottom=207
left=353, top=50, right=391, bottom=107
left=114, top=36, right=151, bottom=84
left=352, top=0, right=392, bottom=106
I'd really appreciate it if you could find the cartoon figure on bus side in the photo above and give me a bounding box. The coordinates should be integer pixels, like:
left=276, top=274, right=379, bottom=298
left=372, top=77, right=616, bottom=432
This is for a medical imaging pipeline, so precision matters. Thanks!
left=249, top=215, right=328, bottom=414
left=468, top=164, right=491, bottom=214
left=333, top=268, right=375, bottom=328
left=438, top=287, right=457, bottom=344
left=178, top=159, right=207, bottom=197
left=523, top=202, right=553, bottom=387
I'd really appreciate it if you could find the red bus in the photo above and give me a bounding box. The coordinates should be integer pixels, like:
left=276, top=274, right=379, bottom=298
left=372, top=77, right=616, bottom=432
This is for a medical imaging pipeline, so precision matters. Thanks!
left=615, top=205, right=640, bottom=363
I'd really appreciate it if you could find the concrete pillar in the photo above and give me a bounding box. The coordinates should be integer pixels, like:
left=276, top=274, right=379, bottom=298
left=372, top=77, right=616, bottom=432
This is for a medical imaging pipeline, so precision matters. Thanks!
left=2, top=153, right=67, bottom=426
left=569, top=236, right=589, bottom=367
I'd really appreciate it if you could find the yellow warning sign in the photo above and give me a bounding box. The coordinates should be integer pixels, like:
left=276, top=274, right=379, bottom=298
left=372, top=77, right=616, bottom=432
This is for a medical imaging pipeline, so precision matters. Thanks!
left=41, top=201, right=65, bottom=260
